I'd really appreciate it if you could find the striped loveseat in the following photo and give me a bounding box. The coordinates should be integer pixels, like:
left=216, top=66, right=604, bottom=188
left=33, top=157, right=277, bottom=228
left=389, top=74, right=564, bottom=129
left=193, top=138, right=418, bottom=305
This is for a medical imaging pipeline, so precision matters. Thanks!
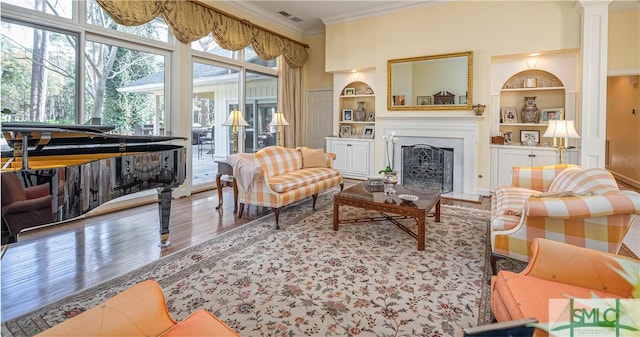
left=227, top=146, right=343, bottom=229
left=490, top=164, right=640, bottom=273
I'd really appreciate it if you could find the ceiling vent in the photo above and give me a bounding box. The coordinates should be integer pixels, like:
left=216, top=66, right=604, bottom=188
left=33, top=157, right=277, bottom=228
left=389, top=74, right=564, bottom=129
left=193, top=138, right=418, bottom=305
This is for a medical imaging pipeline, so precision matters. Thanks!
left=278, top=11, right=291, bottom=17
left=290, top=17, right=303, bottom=22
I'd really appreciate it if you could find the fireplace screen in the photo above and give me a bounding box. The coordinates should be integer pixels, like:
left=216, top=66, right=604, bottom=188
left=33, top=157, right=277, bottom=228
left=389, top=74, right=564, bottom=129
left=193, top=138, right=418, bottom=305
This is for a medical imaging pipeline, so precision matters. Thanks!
left=401, top=144, right=453, bottom=193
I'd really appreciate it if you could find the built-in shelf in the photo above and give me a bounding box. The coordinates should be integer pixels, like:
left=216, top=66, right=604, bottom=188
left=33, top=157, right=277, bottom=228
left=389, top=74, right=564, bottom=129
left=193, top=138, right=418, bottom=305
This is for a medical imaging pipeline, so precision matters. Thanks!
left=339, top=94, right=375, bottom=98
left=500, top=123, right=548, bottom=127
left=500, top=86, right=564, bottom=92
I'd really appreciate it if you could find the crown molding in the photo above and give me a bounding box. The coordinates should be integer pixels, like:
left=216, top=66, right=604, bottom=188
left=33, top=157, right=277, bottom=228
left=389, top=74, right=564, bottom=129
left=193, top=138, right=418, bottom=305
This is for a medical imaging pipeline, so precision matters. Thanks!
left=321, top=1, right=440, bottom=27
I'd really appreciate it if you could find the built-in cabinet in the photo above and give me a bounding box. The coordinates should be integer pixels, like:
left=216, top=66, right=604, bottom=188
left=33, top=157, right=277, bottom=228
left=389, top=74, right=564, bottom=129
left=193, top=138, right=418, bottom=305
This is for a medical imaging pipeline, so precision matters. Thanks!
left=326, top=71, right=377, bottom=179
left=337, top=81, right=375, bottom=139
left=326, top=138, right=374, bottom=179
left=489, top=50, right=581, bottom=190
left=489, top=145, right=579, bottom=189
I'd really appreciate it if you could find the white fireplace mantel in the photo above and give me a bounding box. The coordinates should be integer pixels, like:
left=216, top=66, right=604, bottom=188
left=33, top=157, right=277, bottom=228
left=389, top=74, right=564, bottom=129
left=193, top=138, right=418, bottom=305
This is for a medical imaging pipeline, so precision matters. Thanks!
left=378, top=116, right=479, bottom=195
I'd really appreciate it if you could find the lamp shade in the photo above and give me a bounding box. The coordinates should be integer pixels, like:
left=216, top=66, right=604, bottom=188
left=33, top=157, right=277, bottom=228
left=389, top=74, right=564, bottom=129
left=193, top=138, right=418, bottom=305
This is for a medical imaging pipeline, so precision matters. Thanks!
left=543, top=120, right=580, bottom=139
left=268, top=112, right=289, bottom=126
left=222, top=109, right=249, bottom=127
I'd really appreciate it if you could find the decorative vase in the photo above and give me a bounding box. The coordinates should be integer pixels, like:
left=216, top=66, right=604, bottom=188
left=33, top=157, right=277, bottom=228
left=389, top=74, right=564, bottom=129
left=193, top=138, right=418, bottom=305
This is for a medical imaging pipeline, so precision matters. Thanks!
left=472, top=104, right=486, bottom=116
left=354, top=101, right=367, bottom=121
left=521, top=96, right=540, bottom=123
left=383, top=171, right=398, bottom=199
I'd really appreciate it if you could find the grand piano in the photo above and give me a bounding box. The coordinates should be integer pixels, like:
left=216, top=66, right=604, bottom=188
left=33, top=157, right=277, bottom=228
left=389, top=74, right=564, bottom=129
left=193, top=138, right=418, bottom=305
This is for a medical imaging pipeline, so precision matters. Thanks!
left=1, top=122, right=186, bottom=246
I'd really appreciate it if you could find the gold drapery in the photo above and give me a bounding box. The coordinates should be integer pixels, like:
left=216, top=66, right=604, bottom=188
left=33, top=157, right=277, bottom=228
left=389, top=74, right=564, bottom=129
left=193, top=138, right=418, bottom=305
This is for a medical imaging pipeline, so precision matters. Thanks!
left=95, top=0, right=308, bottom=68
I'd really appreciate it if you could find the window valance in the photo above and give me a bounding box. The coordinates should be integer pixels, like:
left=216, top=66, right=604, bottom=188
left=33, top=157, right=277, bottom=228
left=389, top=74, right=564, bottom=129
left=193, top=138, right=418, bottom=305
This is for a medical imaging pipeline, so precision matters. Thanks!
left=95, top=0, right=309, bottom=68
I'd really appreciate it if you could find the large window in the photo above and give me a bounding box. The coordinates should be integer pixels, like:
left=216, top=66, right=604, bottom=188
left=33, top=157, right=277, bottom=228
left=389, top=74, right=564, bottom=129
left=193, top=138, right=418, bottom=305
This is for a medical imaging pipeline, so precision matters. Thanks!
left=86, top=0, right=169, bottom=43
left=85, top=40, right=166, bottom=134
left=1, top=20, right=78, bottom=123
left=2, top=0, right=281, bottom=193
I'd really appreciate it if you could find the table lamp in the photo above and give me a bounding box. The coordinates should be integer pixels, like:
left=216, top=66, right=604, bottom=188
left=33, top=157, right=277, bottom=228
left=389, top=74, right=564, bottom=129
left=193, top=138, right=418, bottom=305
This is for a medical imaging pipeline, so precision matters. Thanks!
left=222, top=108, right=249, bottom=153
left=542, top=120, right=580, bottom=164
left=268, top=111, right=289, bottom=146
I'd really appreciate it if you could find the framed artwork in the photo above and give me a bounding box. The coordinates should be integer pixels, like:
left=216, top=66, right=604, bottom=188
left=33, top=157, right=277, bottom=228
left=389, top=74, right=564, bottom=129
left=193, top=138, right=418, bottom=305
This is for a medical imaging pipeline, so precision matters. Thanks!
left=459, top=96, right=467, bottom=104
left=342, top=109, right=353, bottom=121
left=503, top=131, right=513, bottom=145
left=417, top=96, right=432, bottom=105
left=540, top=108, right=565, bottom=123
left=368, top=112, right=375, bottom=121
left=393, top=95, right=406, bottom=106
left=340, top=125, right=351, bottom=138
left=501, top=107, right=517, bottom=123
left=344, top=87, right=355, bottom=96
left=362, top=125, right=375, bottom=139
left=520, top=130, right=540, bottom=144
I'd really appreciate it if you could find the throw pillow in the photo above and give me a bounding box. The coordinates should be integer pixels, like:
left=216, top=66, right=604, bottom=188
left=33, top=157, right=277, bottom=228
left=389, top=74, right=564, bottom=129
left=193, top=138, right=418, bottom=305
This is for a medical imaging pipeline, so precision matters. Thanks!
left=301, top=147, right=327, bottom=168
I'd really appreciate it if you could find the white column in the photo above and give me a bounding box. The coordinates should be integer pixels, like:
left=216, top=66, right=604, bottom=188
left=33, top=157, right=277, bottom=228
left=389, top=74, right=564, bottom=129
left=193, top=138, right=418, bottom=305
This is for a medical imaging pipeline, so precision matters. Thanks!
left=578, top=0, right=609, bottom=168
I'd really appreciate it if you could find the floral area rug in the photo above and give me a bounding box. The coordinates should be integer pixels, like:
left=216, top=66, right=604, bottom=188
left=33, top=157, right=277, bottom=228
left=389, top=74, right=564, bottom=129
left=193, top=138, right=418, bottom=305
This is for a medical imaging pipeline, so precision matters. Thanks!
left=2, top=190, right=493, bottom=337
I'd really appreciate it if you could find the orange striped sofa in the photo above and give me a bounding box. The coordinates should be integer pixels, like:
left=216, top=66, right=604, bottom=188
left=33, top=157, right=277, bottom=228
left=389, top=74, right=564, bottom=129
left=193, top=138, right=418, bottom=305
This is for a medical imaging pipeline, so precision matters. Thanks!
left=36, top=280, right=240, bottom=337
left=491, top=164, right=640, bottom=272
left=228, top=146, right=343, bottom=228
left=491, top=238, right=638, bottom=335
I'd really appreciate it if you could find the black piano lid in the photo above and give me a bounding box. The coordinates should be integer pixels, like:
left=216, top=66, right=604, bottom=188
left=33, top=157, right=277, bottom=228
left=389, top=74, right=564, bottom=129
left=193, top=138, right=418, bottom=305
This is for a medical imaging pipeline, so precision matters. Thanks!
left=1, top=122, right=187, bottom=148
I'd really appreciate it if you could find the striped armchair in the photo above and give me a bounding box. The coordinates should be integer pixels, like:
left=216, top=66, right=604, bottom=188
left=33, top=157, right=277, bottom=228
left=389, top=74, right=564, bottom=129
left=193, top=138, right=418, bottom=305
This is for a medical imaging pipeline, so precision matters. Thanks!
left=490, top=164, right=640, bottom=273
left=227, top=146, right=343, bottom=229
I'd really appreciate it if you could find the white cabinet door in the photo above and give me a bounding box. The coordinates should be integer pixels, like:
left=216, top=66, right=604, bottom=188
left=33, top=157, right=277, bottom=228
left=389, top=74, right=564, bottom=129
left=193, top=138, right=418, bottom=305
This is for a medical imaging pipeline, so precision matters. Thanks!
left=348, top=141, right=371, bottom=177
left=498, top=148, right=533, bottom=187
left=530, top=149, right=559, bottom=166
left=330, top=140, right=350, bottom=172
left=326, top=138, right=374, bottom=179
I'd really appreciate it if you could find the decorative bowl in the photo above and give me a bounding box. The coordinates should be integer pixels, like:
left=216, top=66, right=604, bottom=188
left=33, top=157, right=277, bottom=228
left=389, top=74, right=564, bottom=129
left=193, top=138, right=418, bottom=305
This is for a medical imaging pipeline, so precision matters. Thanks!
left=398, top=194, right=419, bottom=203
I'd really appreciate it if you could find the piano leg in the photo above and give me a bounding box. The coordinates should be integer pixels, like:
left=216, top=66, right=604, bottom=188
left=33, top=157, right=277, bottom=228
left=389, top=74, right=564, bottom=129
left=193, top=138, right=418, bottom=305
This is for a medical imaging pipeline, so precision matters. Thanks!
left=157, top=187, right=172, bottom=247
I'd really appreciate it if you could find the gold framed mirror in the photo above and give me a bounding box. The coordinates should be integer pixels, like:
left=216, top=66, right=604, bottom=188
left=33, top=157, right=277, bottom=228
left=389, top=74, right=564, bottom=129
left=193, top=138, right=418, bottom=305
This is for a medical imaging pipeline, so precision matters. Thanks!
left=387, top=51, right=473, bottom=111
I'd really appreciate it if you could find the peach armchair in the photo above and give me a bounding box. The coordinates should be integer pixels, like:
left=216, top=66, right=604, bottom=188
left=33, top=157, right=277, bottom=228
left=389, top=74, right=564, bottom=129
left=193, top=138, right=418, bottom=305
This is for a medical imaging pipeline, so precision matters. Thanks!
left=491, top=164, right=640, bottom=272
left=491, top=238, right=638, bottom=333
left=36, top=280, right=240, bottom=337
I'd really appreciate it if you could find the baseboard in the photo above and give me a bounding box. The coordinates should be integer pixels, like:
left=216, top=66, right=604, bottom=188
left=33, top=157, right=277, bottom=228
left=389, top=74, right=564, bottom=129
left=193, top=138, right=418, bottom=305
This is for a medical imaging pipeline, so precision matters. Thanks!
left=609, top=171, right=640, bottom=190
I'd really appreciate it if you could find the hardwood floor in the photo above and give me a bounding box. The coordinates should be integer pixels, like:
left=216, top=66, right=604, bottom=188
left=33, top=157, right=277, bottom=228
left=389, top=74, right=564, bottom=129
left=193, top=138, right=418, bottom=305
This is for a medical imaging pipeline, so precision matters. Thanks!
left=1, top=186, right=271, bottom=321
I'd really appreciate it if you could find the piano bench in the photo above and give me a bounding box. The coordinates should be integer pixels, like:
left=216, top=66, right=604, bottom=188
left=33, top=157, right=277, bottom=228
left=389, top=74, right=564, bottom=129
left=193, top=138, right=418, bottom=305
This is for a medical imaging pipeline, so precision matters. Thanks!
left=35, top=280, right=240, bottom=337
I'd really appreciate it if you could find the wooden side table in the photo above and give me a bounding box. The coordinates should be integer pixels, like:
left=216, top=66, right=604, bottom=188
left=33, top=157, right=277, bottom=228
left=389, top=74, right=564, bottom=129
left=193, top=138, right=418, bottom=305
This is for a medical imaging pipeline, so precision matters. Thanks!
left=215, top=160, right=237, bottom=213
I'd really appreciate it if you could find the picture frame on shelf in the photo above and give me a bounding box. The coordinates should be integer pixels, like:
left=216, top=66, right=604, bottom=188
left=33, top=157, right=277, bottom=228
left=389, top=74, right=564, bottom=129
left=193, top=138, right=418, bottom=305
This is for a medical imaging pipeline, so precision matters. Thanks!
left=393, top=95, right=406, bottom=106
left=344, top=87, right=356, bottom=96
left=417, top=96, right=432, bottom=105
left=501, top=107, right=518, bottom=123
left=342, top=109, right=353, bottom=121
left=459, top=96, right=467, bottom=104
left=362, top=125, right=375, bottom=139
left=365, top=86, right=373, bottom=94
left=340, top=125, right=351, bottom=138
left=540, top=108, right=564, bottom=123
left=503, top=131, right=513, bottom=145
left=368, top=112, right=375, bottom=121
left=520, top=130, right=540, bottom=144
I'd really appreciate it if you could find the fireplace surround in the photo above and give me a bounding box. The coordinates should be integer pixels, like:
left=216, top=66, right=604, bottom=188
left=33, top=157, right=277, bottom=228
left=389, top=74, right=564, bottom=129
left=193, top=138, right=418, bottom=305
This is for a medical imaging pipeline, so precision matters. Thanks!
left=380, top=116, right=479, bottom=195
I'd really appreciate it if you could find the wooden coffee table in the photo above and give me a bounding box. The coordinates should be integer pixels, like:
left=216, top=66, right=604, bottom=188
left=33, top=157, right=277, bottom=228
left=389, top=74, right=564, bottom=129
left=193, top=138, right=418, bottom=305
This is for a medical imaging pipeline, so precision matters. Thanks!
left=333, top=182, right=441, bottom=251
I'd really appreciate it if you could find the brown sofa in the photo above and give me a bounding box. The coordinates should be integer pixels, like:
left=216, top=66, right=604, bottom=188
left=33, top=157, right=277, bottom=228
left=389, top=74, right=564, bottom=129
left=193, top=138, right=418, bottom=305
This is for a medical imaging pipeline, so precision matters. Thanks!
left=36, top=279, right=240, bottom=337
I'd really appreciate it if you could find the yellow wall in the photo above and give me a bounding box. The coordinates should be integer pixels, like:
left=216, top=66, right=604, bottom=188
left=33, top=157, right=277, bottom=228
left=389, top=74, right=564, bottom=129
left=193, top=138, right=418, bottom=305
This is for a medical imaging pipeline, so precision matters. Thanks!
left=608, top=10, right=640, bottom=72
left=606, top=76, right=640, bottom=186
left=324, top=1, right=581, bottom=190
left=302, top=34, right=332, bottom=91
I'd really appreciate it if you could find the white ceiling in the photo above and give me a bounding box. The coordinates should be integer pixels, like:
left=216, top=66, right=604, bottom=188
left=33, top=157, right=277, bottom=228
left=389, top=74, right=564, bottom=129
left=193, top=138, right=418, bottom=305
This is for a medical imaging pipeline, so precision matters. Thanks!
left=227, top=0, right=639, bottom=37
